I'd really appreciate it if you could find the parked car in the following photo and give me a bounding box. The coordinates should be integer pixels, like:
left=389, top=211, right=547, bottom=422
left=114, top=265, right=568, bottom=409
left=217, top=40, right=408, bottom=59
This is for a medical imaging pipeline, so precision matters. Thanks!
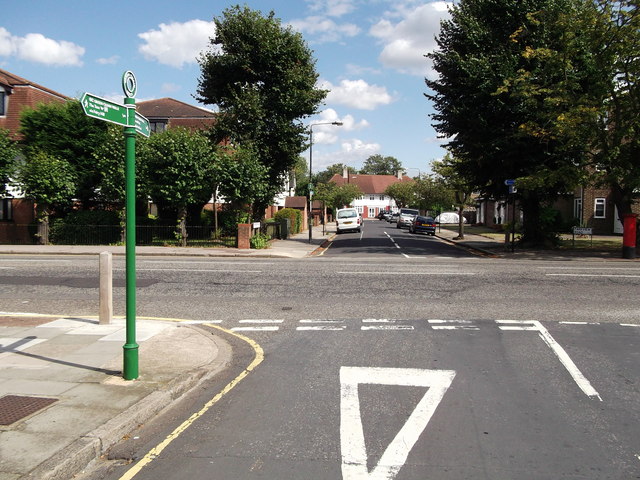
left=397, top=208, right=420, bottom=229
left=410, top=216, right=437, bottom=235
left=376, top=211, right=387, bottom=220
left=388, top=212, right=399, bottom=224
left=335, top=208, right=362, bottom=233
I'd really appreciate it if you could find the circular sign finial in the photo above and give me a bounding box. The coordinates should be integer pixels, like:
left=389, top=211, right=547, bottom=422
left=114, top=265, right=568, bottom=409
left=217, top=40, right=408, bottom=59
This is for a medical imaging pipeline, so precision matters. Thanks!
left=122, top=71, right=137, bottom=98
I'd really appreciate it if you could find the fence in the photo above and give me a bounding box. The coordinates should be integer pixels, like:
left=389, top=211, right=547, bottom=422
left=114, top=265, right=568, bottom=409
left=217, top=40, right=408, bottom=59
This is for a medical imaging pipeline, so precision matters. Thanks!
left=0, top=223, right=238, bottom=248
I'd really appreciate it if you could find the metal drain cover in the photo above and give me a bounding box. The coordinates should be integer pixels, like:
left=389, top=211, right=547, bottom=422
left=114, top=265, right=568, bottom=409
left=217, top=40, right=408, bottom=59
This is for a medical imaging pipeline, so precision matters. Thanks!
left=0, top=395, right=58, bottom=426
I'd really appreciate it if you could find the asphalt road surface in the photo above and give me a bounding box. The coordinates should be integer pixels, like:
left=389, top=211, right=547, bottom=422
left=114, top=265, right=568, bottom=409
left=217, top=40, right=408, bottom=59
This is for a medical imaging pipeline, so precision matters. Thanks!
left=2, top=219, right=640, bottom=479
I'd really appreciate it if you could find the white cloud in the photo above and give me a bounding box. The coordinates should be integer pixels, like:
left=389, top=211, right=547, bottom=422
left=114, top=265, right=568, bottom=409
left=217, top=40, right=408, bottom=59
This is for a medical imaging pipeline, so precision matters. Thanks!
left=0, top=27, right=84, bottom=66
left=313, top=138, right=381, bottom=170
left=310, top=108, right=369, bottom=144
left=161, top=83, right=181, bottom=94
left=370, top=1, right=451, bottom=76
left=289, top=16, right=359, bottom=43
left=323, top=79, right=394, bottom=110
left=306, top=0, right=356, bottom=17
left=138, top=19, right=216, bottom=68
left=96, top=55, right=119, bottom=65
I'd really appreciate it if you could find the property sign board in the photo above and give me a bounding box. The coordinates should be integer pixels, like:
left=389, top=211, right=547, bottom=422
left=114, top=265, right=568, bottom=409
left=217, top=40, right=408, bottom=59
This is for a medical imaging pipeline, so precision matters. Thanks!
left=573, top=227, right=593, bottom=235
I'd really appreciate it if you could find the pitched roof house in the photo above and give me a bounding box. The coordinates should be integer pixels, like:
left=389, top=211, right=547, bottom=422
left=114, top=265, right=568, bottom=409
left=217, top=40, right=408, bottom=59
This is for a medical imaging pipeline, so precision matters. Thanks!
left=0, top=68, right=68, bottom=139
left=329, top=169, right=414, bottom=218
left=136, top=97, right=216, bottom=134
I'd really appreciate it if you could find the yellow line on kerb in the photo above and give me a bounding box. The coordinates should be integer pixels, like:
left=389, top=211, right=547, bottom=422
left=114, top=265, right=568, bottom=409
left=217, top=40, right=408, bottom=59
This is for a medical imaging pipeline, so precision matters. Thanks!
left=118, top=323, right=264, bottom=480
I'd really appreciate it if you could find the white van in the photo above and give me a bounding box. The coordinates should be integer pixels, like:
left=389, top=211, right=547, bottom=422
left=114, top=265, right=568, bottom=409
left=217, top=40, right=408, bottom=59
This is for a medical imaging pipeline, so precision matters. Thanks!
left=335, top=208, right=362, bottom=233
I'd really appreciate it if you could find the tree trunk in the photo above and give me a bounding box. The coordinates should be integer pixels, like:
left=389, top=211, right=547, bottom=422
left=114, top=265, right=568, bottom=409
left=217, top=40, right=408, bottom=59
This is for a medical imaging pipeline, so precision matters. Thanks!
left=455, top=205, right=465, bottom=239
left=36, top=204, right=49, bottom=245
left=177, top=206, right=188, bottom=247
left=519, top=192, right=545, bottom=247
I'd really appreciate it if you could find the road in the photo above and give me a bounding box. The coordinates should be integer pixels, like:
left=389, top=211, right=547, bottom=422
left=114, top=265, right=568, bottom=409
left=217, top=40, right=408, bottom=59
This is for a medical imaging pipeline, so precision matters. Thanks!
left=2, top=219, right=640, bottom=479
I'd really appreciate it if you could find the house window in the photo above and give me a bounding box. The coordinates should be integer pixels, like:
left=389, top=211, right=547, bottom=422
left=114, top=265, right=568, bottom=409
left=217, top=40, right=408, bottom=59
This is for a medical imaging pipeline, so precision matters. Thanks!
left=0, top=198, right=12, bottom=221
left=0, top=91, right=5, bottom=116
left=594, top=198, right=606, bottom=218
left=150, top=121, right=167, bottom=134
left=379, top=195, right=384, bottom=201
left=368, top=207, right=375, bottom=217
left=369, top=195, right=375, bottom=201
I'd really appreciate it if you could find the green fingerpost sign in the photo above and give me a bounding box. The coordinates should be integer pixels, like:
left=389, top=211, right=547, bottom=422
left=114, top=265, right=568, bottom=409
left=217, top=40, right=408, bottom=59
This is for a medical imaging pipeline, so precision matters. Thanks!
left=80, top=71, right=150, bottom=380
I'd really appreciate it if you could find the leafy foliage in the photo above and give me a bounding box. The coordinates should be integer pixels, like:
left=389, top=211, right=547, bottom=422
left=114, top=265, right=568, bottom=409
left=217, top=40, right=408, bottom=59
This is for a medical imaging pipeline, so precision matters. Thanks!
left=273, top=207, right=303, bottom=234
left=359, top=154, right=403, bottom=176
left=384, top=181, right=417, bottom=209
left=197, top=5, right=327, bottom=218
left=19, top=100, right=109, bottom=206
left=0, top=129, right=19, bottom=196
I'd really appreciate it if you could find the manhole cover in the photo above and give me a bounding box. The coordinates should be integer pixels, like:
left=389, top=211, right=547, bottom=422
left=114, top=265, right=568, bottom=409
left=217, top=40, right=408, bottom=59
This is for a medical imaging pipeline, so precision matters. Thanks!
left=0, top=395, right=58, bottom=426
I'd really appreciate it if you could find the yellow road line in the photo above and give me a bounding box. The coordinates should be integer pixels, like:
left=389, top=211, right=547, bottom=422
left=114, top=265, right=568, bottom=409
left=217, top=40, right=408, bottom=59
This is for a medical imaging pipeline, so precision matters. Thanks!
left=118, top=323, right=264, bottom=480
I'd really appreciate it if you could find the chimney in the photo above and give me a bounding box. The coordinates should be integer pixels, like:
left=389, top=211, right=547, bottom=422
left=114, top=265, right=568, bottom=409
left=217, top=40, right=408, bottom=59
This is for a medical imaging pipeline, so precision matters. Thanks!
left=396, top=170, right=403, bottom=180
left=343, top=167, right=349, bottom=179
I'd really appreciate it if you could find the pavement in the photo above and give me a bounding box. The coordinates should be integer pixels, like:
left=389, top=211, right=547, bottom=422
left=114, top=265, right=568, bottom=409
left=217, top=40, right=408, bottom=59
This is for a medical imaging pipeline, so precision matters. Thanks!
left=0, top=222, right=636, bottom=480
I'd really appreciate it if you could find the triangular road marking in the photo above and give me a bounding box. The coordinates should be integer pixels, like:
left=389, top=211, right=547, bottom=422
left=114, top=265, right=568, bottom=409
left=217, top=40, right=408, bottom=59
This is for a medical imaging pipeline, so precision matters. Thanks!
left=340, top=367, right=456, bottom=479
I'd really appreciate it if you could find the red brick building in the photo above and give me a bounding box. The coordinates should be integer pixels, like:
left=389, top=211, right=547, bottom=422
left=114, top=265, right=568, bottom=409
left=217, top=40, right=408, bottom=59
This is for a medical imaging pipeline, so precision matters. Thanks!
left=0, top=68, right=68, bottom=140
left=1, top=69, right=69, bottom=238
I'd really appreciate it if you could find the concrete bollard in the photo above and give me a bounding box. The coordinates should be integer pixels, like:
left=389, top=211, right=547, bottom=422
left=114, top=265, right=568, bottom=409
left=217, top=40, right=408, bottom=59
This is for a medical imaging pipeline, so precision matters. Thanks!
left=99, top=251, right=113, bottom=325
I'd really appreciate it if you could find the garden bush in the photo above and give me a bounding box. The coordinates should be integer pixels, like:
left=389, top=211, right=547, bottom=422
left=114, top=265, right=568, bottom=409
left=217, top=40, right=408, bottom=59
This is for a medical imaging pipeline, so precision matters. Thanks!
left=274, top=208, right=302, bottom=234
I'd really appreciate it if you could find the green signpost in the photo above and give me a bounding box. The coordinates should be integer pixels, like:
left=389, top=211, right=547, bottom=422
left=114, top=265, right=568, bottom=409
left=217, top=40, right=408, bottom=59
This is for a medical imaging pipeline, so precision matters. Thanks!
left=81, top=71, right=149, bottom=380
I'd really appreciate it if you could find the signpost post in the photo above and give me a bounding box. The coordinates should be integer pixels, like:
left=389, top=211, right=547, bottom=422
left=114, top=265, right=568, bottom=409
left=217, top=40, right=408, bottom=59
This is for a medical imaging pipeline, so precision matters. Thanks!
left=505, top=180, right=517, bottom=253
left=81, top=71, right=149, bottom=380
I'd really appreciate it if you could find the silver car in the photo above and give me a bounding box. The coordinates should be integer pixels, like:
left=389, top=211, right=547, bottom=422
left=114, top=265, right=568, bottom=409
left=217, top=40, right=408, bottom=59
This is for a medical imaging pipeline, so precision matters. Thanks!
left=397, top=208, right=420, bottom=229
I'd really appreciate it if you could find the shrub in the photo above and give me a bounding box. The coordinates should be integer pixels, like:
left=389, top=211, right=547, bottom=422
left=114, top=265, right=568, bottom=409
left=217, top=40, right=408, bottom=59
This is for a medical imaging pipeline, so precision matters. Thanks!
left=49, top=210, right=121, bottom=245
left=274, top=208, right=302, bottom=234
left=250, top=232, right=271, bottom=249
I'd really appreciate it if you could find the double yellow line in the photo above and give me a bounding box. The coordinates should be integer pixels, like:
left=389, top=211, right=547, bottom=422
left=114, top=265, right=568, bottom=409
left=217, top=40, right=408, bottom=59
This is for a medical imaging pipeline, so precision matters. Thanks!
left=119, top=323, right=264, bottom=480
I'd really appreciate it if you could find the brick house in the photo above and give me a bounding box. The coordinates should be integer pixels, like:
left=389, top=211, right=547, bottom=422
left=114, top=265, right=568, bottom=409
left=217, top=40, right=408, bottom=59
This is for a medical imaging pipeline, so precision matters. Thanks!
left=329, top=169, right=414, bottom=218
left=573, top=186, right=640, bottom=235
left=0, top=68, right=69, bottom=241
left=136, top=97, right=216, bottom=134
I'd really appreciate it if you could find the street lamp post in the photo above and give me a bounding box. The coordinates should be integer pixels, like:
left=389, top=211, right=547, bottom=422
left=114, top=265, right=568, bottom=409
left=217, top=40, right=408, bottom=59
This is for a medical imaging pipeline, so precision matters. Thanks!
left=309, top=121, right=343, bottom=242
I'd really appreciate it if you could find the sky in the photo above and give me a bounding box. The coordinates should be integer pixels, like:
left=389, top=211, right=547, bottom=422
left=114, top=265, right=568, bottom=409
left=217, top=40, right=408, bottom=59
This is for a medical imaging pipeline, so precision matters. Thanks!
left=0, top=0, right=451, bottom=175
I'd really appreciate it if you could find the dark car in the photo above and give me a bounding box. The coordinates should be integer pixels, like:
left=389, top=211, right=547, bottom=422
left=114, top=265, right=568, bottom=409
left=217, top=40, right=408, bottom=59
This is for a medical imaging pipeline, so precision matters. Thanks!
left=410, top=216, right=437, bottom=235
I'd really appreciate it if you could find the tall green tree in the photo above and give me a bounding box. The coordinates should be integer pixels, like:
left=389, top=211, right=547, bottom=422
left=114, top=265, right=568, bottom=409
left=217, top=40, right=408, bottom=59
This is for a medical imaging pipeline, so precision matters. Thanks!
left=413, top=174, right=455, bottom=217
left=140, top=128, right=215, bottom=246
left=213, top=144, right=270, bottom=221
left=19, top=100, right=109, bottom=207
left=315, top=163, right=357, bottom=185
left=432, top=154, right=474, bottom=239
left=384, top=181, right=417, bottom=209
left=0, top=129, right=19, bottom=196
left=359, top=154, right=403, bottom=176
left=426, top=0, right=592, bottom=246
left=329, top=184, right=363, bottom=210
left=196, top=5, right=327, bottom=220
left=18, top=151, right=76, bottom=244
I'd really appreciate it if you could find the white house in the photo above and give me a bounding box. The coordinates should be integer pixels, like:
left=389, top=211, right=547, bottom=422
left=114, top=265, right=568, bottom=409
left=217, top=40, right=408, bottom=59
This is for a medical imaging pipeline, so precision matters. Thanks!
left=329, top=169, right=414, bottom=219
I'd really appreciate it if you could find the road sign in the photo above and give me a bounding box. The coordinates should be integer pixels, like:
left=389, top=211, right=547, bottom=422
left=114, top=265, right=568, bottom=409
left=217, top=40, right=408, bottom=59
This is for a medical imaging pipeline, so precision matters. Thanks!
left=134, top=111, right=150, bottom=137
left=504, top=179, right=516, bottom=186
left=81, top=92, right=129, bottom=127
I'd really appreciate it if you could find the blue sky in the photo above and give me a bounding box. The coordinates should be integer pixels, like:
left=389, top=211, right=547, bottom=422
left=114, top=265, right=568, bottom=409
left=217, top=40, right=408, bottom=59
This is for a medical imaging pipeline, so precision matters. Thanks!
left=1, top=0, right=451, bottom=175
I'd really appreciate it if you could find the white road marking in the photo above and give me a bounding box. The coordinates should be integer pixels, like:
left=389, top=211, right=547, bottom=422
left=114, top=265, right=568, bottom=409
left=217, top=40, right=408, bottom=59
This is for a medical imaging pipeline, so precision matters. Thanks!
left=299, top=319, right=344, bottom=324
left=428, top=319, right=479, bottom=330
left=297, top=326, right=346, bottom=331
left=239, top=319, right=284, bottom=324
left=361, top=325, right=414, bottom=331
left=230, top=326, right=279, bottom=332
left=559, top=321, right=600, bottom=325
left=340, top=366, right=455, bottom=480
left=337, top=271, right=475, bottom=276
left=133, top=268, right=263, bottom=273
left=621, top=324, right=640, bottom=328
left=497, top=320, right=602, bottom=401
left=362, top=319, right=395, bottom=323
left=546, top=273, right=640, bottom=278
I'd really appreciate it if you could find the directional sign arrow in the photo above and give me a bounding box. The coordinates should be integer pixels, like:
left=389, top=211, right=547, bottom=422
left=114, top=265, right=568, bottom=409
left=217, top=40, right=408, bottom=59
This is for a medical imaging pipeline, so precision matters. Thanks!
left=81, top=92, right=129, bottom=127
left=134, top=111, right=150, bottom=137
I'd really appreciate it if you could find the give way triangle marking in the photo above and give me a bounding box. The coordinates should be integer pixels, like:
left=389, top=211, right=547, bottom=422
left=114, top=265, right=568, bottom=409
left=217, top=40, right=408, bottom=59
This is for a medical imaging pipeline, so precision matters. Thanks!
left=340, top=366, right=456, bottom=480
